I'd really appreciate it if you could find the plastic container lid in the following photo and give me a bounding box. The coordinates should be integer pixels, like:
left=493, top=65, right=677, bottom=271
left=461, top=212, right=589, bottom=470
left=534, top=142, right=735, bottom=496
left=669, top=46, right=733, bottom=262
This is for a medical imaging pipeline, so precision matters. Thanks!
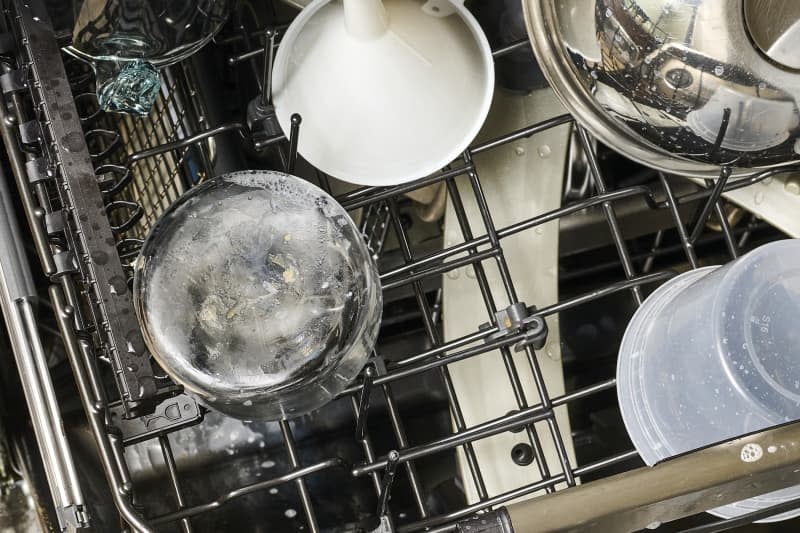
left=618, top=239, right=800, bottom=521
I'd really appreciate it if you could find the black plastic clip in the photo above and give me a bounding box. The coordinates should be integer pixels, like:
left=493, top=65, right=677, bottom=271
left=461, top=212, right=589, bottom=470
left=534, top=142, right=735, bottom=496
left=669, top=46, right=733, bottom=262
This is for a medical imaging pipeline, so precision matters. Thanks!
left=480, top=302, right=548, bottom=352
left=109, top=393, right=203, bottom=445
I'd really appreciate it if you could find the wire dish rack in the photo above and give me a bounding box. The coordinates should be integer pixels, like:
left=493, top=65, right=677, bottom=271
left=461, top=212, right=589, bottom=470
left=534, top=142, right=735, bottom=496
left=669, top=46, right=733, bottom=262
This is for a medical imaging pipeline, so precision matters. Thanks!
left=4, top=1, right=800, bottom=532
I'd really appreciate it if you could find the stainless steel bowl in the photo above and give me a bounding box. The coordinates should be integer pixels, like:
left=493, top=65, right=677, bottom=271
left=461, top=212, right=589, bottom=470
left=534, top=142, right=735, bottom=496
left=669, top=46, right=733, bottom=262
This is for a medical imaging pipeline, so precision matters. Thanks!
left=524, top=0, right=800, bottom=177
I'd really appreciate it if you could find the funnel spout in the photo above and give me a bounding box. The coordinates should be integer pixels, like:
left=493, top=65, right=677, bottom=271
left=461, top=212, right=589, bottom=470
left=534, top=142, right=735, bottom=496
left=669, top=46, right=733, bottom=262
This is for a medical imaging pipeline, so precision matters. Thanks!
left=343, top=0, right=388, bottom=39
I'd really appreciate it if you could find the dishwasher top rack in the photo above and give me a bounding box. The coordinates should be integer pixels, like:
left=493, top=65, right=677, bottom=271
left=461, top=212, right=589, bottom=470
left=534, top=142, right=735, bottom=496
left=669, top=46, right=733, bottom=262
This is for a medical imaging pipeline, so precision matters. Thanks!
left=3, top=1, right=800, bottom=532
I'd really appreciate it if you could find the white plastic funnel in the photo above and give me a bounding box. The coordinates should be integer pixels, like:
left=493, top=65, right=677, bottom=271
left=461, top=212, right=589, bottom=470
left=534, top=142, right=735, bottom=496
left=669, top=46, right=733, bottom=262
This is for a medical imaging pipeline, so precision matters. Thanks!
left=272, top=0, right=495, bottom=186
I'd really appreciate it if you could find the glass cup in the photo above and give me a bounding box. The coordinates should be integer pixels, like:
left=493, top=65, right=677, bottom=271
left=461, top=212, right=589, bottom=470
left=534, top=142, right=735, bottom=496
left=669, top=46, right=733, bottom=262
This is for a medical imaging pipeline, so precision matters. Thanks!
left=65, top=0, right=230, bottom=114
left=133, top=171, right=382, bottom=420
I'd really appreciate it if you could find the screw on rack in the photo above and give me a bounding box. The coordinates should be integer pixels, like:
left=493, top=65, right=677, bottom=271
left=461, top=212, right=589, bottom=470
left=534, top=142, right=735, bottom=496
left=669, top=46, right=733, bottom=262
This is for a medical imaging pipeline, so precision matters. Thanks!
left=375, top=450, right=400, bottom=530
left=510, top=442, right=534, bottom=466
left=287, top=113, right=302, bottom=174
left=479, top=302, right=548, bottom=352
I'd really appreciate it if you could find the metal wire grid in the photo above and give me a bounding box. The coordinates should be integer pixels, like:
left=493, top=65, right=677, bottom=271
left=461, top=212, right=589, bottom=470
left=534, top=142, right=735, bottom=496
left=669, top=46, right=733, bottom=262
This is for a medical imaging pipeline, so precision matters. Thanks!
left=99, top=94, right=796, bottom=533
left=13, top=7, right=800, bottom=533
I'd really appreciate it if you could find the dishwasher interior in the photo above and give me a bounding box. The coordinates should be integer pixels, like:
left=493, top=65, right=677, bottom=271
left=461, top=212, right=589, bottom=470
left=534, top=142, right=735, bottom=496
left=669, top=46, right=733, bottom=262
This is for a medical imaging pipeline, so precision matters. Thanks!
left=1, top=0, right=800, bottom=532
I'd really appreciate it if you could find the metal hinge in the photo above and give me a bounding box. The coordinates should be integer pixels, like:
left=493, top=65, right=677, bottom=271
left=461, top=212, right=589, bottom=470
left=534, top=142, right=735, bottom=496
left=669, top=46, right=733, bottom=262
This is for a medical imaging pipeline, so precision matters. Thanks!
left=51, top=250, right=78, bottom=277
left=44, top=210, right=66, bottom=236
left=56, top=503, right=90, bottom=531
left=0, top=68, right=27, bottom=94
left=18, top=119, right=41, bottom=146
left=25, top=157, right=52, bottom=184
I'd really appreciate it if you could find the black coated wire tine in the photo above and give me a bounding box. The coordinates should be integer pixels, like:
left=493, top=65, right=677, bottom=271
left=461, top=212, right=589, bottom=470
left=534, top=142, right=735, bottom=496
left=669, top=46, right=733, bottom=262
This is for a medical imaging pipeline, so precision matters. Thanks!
left=520, top=340, right=576, bottom=487
left=459, top=150, right=577, bottom=486
left=116, top=238, right=144, bottom=262
left=576, top=125, right=642, bottom=305
left=85, top=128, right=121, bottom=161
left=353, top=199, right=431, bottom=518
left=96, top=164, right=133, bottom=197
left=158, top=435, right=193, bottom=533
left=287, top=113, right=301, bottom=174
left=385, top=198, right=488, bottom=506
left=74, top=91, right=102, bottom=125
left=669, top=166, right=799, bottom=207
left=710, top=107, right=732, bottom=156
left=689, top=165, right=732, bottom=244
left=350, top=396, right=382, bottom=495
left=376, top=450, right=400, bottom=518
left=380, top=381, right=428, bottom=518
left=340, top=166, right=471, bottom=210
left=355, top=364, right=376, bottom=441
left=712, top=198, right=739, bottom=259
left=279, top=420, right=320, bottom=533
left=702, top=173, right=740, bottom=259
left=641, top=229, right=664, bottom=273
left=260, top=29, right=277, bottom=108
left=461, top=151, right=519, bottom=303
left=106, top=200, right=144, bottom=234
left=445, top=177, right=554, bottom=493
left=378, top=185, right=658, bottom=288
left=444, top=178, right=498, bottom=311
left=738, top=215, right=758, bottom=249
left=234, top=5, right=265, bottom=93
left=659, top=173, right=699, bottom=268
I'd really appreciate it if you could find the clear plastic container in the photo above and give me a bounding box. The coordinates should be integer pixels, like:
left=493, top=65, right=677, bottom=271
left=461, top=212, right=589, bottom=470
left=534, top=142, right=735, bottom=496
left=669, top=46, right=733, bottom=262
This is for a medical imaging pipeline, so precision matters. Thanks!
left=133, top=171, right=382, bottom=421
left=617, top=239, right=800, bottom=521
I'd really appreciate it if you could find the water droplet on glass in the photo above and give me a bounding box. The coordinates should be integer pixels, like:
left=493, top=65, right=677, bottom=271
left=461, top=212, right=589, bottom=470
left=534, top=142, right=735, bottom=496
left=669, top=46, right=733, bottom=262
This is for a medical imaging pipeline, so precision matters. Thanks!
left=538, top=145, right=551, bottom=158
